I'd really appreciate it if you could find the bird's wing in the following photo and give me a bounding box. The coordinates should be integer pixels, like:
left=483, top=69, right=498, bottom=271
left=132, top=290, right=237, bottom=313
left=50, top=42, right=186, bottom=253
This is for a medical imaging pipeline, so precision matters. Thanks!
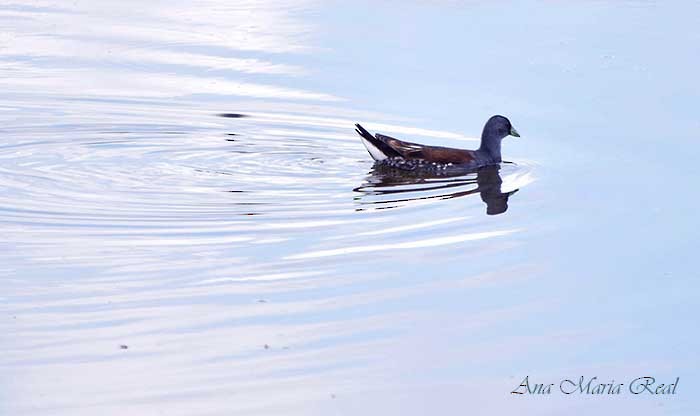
left=376, top=133, right=476, bottom=164
left=375, top=134, right=425, bottom=158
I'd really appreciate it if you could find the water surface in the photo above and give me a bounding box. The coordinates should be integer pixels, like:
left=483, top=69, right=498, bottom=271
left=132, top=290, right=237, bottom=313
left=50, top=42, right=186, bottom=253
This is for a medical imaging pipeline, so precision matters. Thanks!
left=1, top=1, right=699, bottom=415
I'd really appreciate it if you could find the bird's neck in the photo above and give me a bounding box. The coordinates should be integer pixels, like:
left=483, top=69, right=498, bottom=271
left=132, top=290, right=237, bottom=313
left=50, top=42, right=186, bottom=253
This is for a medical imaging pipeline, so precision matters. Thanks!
left=478, top=138, right=502, bottom=162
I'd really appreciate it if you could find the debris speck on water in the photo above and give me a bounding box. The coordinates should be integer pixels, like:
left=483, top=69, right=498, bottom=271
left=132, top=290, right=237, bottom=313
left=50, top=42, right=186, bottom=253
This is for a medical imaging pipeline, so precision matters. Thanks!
left=119, top=345, right=128, bottom=350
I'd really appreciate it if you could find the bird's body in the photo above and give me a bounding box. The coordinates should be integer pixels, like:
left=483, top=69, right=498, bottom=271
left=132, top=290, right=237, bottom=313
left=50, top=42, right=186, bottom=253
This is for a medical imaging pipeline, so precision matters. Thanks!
left=355, top=115, right=519, bottom=171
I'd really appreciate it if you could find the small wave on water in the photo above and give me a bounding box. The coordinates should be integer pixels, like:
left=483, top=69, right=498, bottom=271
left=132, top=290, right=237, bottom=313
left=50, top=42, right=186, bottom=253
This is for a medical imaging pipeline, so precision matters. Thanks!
left=0, top=97, right=539, bottom=413
left=3, top=0, right=699, bottom=414
left=0, top=104, right=536, bottom=261
left=0, top=2, right=547, bottom=414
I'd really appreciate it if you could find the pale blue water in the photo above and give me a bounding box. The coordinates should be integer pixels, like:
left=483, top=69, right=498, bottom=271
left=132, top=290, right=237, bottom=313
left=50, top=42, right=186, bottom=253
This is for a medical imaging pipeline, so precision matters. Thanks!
left=1, top=1, right=699, bottom=415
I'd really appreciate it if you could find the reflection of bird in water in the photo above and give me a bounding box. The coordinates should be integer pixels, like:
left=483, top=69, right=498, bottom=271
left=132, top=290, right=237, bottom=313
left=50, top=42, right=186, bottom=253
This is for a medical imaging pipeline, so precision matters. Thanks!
left=354, top=164, right=518, bottom=215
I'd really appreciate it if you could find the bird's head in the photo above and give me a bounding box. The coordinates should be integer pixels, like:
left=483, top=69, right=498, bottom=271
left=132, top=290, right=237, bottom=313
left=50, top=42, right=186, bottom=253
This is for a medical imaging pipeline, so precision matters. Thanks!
left=482, top=115, right=519, bottom=141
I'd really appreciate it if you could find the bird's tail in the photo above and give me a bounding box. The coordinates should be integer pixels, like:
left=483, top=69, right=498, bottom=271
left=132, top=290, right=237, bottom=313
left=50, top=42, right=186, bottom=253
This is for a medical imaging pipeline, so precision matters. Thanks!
left=355, top=123, right=394, bottom=161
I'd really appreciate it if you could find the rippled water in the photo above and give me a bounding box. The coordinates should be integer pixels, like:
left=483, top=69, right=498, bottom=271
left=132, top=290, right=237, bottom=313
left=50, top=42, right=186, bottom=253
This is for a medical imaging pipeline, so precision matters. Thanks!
left=2, top=2, right=700, bottom=415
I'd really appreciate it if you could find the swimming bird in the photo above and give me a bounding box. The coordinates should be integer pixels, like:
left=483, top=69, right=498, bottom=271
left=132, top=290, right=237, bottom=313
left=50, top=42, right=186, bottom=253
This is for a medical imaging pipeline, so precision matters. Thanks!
left=355, top=115, right=519, bottom=171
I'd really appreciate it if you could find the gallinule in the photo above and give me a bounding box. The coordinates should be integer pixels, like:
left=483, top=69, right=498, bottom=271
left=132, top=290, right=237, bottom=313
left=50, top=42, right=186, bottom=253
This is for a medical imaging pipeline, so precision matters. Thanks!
left=355, top=115, right=519, bottom=170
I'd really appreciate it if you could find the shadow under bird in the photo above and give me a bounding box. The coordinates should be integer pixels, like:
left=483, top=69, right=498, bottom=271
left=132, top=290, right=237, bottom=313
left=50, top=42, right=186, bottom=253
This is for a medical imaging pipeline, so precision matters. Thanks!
left=355, top=115, right=520, bottom=171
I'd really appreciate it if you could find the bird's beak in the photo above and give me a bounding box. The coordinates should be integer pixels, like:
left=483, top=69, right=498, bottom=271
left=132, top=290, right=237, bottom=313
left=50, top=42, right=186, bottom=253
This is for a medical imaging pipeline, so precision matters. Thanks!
left=509, top=127, right=520, bottom=137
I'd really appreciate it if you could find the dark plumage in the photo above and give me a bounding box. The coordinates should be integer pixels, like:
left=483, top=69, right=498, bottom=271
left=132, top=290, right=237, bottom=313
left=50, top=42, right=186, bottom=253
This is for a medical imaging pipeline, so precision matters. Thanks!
left=355, top=115, right=520, bottom=170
